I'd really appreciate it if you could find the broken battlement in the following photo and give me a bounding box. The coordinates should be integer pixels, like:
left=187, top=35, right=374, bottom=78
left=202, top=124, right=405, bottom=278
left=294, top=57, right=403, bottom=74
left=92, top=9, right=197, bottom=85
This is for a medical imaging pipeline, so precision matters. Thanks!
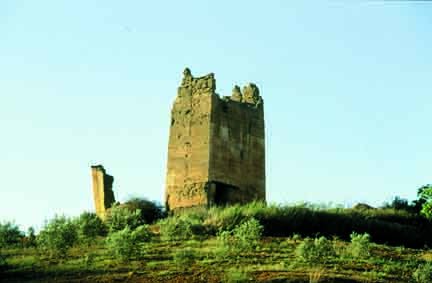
left=178, top=68, right=263, bottom=108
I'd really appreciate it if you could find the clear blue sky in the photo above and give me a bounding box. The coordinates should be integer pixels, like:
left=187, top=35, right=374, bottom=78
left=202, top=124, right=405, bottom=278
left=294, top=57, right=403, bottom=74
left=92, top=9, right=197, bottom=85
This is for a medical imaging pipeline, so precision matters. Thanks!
left=1, top=1, right=431, bottom=230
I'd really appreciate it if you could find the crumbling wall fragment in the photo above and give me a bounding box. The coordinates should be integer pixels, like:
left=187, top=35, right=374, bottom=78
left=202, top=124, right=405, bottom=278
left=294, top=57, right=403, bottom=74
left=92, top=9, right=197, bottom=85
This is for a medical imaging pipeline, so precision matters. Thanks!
left=91, top=165, right=115, bottom=219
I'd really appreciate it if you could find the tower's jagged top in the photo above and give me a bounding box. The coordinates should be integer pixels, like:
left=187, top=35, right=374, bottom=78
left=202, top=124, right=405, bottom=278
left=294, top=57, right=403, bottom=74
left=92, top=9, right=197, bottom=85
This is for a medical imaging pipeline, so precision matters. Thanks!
left=230, top=83, right=262, bottom=106
left=179, top=68, right=262, bottom=106
left=91, top=164, right=106, bottom=173
left=180, top=67, right=216, bottom=94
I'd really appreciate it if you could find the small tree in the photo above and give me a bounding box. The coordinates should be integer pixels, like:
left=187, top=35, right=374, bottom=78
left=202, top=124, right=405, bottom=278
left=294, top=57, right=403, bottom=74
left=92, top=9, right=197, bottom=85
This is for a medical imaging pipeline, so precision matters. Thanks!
left=383, top=196, right=416, bottom=213
left=75, top=212, right=106, bottom=244
left=417, top=185, right=432, bottom=219
left=37, top=215, right=78, bottom=258
left=26, top=227, right=37, bottom=247
left=105, top=225, right=152, bottom=261
left=0, top=221, right=24, bottom=248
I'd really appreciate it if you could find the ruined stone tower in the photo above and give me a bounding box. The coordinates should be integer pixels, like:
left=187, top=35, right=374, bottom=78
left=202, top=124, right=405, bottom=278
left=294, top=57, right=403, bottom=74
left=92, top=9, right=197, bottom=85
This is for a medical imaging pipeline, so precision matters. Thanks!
left=165, top=68, right=265, bottom=211
left=91, top=165, right=115, bottom=219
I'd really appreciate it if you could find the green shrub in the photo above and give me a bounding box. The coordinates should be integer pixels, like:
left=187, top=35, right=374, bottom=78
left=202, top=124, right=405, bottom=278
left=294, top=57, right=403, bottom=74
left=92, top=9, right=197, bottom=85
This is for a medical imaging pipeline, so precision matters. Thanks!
left=231, top=218, right=263, bottom=252
left=134, top=224, right=152, bottom=241
left=215, top=218, right=263, bottom=257
left=291, top=233, right=301, bottom=243
left=75, top=212, right=106, bottom=243
left=206, top=205, right=249, bottom=232
left=105, top=225, right=152, bottom=261
left=0, top=221, right=24, bottom=247
left=223, top=267, right=251, bottom=283
left=26, top=227, right=37, bottom=247
left=417, top=185, right=432, bottom=219
left=296, top=236, right=335, bottom=264
left=348, top=232, right=371, bottom=258
left=412, top=262, right=432, bottom=283
left=173, top=247, right=196, bottom=265
left=105, top=204, right=143, bottom=232
left=158, top=216, right=206, bottom=241
left=124, top=197, right=165, bottom=224
left=37, top=215, right=78, bottom=258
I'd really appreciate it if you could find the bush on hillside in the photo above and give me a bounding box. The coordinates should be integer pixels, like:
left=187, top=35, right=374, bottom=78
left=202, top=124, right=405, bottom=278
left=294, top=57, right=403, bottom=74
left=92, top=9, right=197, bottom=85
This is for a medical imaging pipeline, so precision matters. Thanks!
left=105, top=204, right=143, bottom=232
left=223, top=268, right=252, bottom=283
left=417, top=185, right=432, bottom=220
left=75, top=212, right=106, bottom=244
left=231, top=218, right=263, bottom=251
left=158, top=215, right=207, bottom=241
left=295, top=236, right=335, bottom=264
left=412, top=262, right=432, bottom=283
left=37, top=215, right=78, bottom=258
left=105, top=225, right=152, bottom=261
left=216, top=218, right=263, bottom=256
left=205, top=205, right=250, bottom=232
left=124, top=197, right=165, bottom=224
left=348, top=232, right=371, bottom=259
left=0, top=221, right=24, bottom=248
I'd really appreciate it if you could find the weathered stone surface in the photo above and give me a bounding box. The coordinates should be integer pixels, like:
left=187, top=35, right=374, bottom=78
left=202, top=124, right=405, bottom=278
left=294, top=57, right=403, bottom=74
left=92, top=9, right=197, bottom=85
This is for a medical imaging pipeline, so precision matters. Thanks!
left=231, top=85, right=243, bottom=102
left=91, top=165, right=115, bottom=219
left=242, top=83, right=262, bottom=105
left=165, top=69, right=266, bottom=211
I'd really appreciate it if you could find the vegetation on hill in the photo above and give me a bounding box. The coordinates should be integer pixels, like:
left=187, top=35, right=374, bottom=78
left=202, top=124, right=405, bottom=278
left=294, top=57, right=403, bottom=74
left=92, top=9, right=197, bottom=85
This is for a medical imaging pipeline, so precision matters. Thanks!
left=2, top=194, right=432, bottom=282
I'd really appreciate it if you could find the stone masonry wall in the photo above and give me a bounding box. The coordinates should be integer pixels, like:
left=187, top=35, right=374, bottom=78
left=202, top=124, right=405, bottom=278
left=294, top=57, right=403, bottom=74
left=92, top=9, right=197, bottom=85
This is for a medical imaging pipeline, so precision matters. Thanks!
left=208, top=84, right=265, bottom=204
left=165, top=69, right=215, bottom=210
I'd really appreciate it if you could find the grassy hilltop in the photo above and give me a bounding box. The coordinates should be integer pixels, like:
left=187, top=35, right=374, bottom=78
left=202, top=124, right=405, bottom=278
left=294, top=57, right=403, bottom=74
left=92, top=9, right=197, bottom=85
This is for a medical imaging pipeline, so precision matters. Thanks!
left=2, top=200, right=432, bottom=283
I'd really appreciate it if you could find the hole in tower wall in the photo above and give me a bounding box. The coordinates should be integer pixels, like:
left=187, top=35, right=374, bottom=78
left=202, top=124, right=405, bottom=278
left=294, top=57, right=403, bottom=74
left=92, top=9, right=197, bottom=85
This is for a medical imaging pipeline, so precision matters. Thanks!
left=212, top=181, right=240, bottom=206
left=222, top=103, right=228, bottom=113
